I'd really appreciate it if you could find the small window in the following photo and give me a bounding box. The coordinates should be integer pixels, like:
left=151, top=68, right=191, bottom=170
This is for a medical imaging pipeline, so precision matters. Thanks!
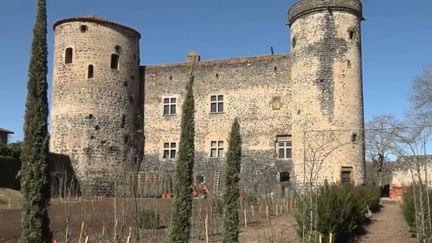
left=65, top=48, right=73, bottom=64
left=349, top=30, right=355, bottom=40
left=210, top=95, right=224, bottom=113
left=277, top=135, right=292, bottom=159
left=210, top=140, right=224, bottom=158
left=80, top=25, right=88, bottom=32
left=87, top=65, right=94, bottom=78
left=111, top=54, right=119, bottom=69
left=347, top=60, right=351, bottom=68
left=163, top=142, right=176, bottom=159
left=163, top=97, right=177, bottom=115
left=341, top=167, right=353, bottom=184
left=120, top=114, right=126, bottom=128
left=351, top=133, right=358, bottom=142
left=292, top=37, right=297, bottom=48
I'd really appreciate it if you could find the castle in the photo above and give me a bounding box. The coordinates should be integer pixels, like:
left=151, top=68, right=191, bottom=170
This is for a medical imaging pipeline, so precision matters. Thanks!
left=50, top=0, right=366, bottom=195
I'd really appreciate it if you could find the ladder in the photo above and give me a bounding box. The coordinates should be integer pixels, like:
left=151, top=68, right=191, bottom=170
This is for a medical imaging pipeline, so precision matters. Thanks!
left=213, top=170, right=220, bottom=195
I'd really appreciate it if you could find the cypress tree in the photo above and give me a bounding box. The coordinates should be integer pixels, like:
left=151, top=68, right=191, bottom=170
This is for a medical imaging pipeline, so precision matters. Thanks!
left=222, top=118, right=242, bottom=243
left=169, top=75, right=195, bottom=243
left=20, top=0, right=51, bottom=242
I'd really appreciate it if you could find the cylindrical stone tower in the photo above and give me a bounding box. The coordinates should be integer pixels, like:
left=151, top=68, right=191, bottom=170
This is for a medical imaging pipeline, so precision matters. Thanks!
left=288, top=0, right=365, bottom=187
left=50, top=16, right=142, bottom=195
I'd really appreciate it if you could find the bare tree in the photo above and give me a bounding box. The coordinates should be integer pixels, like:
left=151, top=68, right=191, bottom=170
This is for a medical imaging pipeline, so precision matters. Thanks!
left=409, top=65, right=432, bottom=124
left=365, top=114, right=402, bottom=186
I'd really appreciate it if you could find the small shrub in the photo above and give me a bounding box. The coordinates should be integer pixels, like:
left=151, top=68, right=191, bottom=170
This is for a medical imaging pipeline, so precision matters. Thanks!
left=136, top=209, right=160, bottom=229
left=295, top=183, right=367, bottom=243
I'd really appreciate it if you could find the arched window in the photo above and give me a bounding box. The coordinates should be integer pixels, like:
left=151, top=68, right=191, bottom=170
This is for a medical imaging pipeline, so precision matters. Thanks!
left=65, top=48, right=73, bottom=64
left=87, top=65, right=94, bottom=78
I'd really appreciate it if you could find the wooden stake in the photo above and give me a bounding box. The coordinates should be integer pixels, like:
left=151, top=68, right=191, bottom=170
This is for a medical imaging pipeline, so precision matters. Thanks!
left=205, top=214, right=209, bottom=243
left=329, top=233, right=333, bottom=243
left=266, top=205, right=269, bottom=221
left=244, top=209, right=248, bottom=228
left=79, top=221, right=85, bottom=243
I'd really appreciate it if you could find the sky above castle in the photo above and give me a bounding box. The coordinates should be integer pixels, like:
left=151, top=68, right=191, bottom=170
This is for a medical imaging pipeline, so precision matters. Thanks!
left=1, top=0, right=431, bottom=142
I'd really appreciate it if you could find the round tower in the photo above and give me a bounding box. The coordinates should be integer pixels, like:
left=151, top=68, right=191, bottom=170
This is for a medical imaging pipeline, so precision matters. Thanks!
left=50, top=16, right=141, bottom=195
left=288, top=0, right=365, bottom=187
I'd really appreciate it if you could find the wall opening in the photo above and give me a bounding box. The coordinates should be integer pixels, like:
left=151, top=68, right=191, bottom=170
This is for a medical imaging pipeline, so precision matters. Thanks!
left=65, top=48, right=73, bottom=64
left=349, top=30, right=355, bottom=40
left=292, top=37, right=296, bottom=49
left=279, top=171, right=290, bottom=182
left=120, top=115, right=126, bottom=128
left=347, top=60, right=351, bottom=68
left=351, top=132, right=358, bottom=142
left=123, top=81, right=129, bottom=87
left=80, top=25, right=88, bottom=32
left=341, top=167, right=353, bottom=184
left=115, top=45, right=122, bottom=53
left=111, top=54, right=119, bottom=69
left=87, top=65, right=94, bottom=78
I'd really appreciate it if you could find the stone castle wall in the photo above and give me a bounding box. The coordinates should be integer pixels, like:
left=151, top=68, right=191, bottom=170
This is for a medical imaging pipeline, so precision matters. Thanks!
left=143, top=55, right=292, bottom=193
left=50, top=18, right=142, bottom=194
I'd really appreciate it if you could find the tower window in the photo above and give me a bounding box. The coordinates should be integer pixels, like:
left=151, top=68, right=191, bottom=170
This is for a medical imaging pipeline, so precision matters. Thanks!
left=279, top=171, right=290, bottom=182
left=292, top=37, right=297, bottom=49
left=347, top=60, right=351, bottom=68
left=87, top=65, right=94, bottom=78
left=65, top=48, right=73, bottom=64
left=210, top=141, right=224, bottom=158
left=277, top=135, right=292, bottom=159
left=80, top=25, right=88, bottom=32
left=349, top=30, right=355, bottom=40
left=111, top=54, right=119, bottom=69
left=120, top=114, right=126, bottom=128
left=341, top=167, right=353, bottom=184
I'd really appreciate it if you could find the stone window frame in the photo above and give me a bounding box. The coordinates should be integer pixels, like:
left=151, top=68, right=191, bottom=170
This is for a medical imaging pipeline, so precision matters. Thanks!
left=162, top=142, right=177, bottom=160
left=111, top=54, right=120, bottom=70
left=162, top=96, right=177, bottom=116
left=210, top=140, right=224, bottom=158
left=210, top=94, right=224, bottom=113
left=276, top=135, right=292, bottom=160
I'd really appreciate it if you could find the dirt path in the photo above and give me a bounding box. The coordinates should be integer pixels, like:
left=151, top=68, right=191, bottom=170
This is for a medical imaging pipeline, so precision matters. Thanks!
left=358, top=202, right=415, bottom=243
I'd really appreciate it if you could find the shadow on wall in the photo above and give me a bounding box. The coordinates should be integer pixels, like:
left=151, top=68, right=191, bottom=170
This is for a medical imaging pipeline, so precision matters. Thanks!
left=0, top=153, right=80, bottom=196
left=0, top=156, right=21, bottom=190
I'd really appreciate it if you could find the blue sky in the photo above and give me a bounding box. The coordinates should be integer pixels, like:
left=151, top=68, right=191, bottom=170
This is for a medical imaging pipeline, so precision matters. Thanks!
left=1, top=0, right=431, bottom=142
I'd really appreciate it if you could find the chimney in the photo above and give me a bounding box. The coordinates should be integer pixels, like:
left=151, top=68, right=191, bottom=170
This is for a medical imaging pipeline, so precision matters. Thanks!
left=186, top=51, right=200, bottom=63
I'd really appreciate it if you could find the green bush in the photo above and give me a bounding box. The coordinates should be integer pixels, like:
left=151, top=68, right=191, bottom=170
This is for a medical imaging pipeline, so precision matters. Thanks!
left=359, top=184, right=381, bottom=212
left=402, top=184, right=432, bottom=237
left=295, top=183, right=367, bottom=242
left=0, top=142, right=22, bottom=159
left=136, top=209, right=160, bottom=229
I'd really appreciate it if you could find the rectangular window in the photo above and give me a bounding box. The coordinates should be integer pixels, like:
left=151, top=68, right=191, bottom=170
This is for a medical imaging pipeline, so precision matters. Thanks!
left=210, top=95, right=223, bottom=113
left=65, top=48, right=73, bottom=64
left=111, top=54, right=119, bottom=69
left=163, top=142, right=176, bottom=159
left=210, top=140, right=224, bottom=158
left=163, top=97, right=176, bottom=115
left=277, top=135, right=292, bottom=159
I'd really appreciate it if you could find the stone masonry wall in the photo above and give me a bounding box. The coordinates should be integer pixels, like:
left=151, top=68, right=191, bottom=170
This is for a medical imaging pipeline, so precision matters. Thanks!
left=289, top=1, right=365, bottom=188
left=143, top=55, right=292, bottom=194
left=50, top=19, right=141, bottom=195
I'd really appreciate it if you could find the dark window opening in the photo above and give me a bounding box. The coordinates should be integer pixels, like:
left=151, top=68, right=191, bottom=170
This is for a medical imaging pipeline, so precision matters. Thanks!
left=65, top=48, right=73, bottom=64
left=123, top=81, right=129, bottom=87
left=115, top=45, right=122, bottom=53
left=347, top=60, right=351, bottom=68
left=129, top=95, right=134, bottom=103
left=87, top=65, right=94, bottom=78
left=349, top=30, right=355, bottom=39
left=280, top=171, right=290, bottom=182
left=169, top=76, right=173, bottom=80
left=80, top=25, right=88, bottom=32
left=124, top=134, right=129, bottom=144
left=216, top=73, right=219, bottom=78
left=292, top=37, right=296, bottom=48
left=111, top=54, right=119, bottom=69
left=120, top=115, right=126, bottom=128
left=274, top=66, right=277, bottom=72
left=352, top=133, right=358, bottom=142
left=94, top=125, right=100, bottom=131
